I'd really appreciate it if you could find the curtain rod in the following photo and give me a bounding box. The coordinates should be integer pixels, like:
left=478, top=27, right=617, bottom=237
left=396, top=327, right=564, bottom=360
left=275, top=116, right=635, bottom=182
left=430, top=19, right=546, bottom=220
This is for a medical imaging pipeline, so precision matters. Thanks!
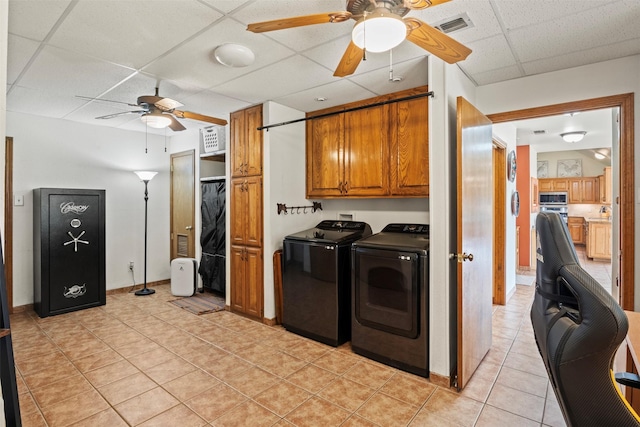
left=258, top=91, right=434, bottom=131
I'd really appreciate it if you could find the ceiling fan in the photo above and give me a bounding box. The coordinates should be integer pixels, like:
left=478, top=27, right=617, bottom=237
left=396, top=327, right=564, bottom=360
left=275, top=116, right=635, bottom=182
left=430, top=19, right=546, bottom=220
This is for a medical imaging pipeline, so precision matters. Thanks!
left=79, top=88, right=227, bottom=131
left=247, top=0, right=472, bottom=77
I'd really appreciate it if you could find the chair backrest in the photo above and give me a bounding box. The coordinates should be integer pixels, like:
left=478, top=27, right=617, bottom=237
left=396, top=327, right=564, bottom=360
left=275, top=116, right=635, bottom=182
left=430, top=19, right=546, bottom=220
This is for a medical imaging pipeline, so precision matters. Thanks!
left=531, top=212, right=638, bottom=426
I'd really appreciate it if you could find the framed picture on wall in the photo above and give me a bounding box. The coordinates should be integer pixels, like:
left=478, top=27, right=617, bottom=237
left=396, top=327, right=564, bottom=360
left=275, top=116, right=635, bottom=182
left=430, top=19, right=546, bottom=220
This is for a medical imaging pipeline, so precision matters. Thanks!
left=537, top=161, right=548, bottom=178
left=557, top=159, right=582, bottom=177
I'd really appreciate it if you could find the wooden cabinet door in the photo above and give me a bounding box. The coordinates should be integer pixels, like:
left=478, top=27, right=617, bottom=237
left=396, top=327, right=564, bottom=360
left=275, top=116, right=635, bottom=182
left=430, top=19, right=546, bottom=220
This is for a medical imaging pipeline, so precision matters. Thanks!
left=244, top=247, right=263, bottom=319
left=569, top=179, right=582, bottom=203
left=244, top=176, right=263, bottom=247
left=230, top=110, right=245, bottom=177
left=568, top=222, right=584, bottom=244
left=553, top=178, right=569, bottom=191
left=390, top=96, right=429, bottom=196
left=230, top=178, right=246, bottom=245
left=582, top=177, right=598, bottom=203
left=245, top=105, right=263, bottom=177
left=230, top=245, right=246, bottom=312
left=344, top=104, right=389, bottom=196
left=306, top=114, right=344, bottom=197
left=588, top=223, right=612, bottom=259
left=604, top=167, right=612, bottom=203
left=539, top=179, right=553, bottom=192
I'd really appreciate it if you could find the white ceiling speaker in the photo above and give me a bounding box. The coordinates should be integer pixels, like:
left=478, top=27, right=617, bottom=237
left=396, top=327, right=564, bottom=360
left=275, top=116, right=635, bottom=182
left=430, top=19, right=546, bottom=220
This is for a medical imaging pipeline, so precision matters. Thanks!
left=214, top=44, right=255, bottom=67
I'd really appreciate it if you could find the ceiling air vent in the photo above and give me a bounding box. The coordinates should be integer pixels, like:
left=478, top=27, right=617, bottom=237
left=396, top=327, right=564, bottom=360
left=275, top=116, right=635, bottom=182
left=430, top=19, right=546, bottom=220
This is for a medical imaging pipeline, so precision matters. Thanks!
left=534, top=130, right=546, bottom=135
left=434, top=13, right=474, bottom=34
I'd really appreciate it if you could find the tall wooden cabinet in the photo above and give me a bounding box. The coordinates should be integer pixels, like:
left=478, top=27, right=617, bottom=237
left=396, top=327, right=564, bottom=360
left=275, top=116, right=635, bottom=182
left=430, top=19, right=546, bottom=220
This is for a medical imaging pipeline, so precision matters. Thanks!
left=229, top=104, right=264, bottom=320
left=306, top=86, right=429, bottom=198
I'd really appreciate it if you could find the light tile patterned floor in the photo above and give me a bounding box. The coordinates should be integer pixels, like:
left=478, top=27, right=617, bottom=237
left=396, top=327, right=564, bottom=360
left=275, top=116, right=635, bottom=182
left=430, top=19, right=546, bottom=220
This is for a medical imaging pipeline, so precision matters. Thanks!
left=12, top=281, right=566, bottom=426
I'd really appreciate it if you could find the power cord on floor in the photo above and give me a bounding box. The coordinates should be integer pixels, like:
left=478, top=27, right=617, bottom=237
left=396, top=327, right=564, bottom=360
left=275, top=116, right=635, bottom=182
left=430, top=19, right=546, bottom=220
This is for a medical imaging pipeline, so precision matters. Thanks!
left=128, top=265, right=140, bottom=293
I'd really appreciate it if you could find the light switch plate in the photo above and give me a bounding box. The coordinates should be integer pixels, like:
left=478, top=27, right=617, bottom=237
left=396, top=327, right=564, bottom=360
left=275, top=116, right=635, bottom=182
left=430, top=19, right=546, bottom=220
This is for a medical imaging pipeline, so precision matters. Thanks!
left=14, top=195, right=24, bottom=206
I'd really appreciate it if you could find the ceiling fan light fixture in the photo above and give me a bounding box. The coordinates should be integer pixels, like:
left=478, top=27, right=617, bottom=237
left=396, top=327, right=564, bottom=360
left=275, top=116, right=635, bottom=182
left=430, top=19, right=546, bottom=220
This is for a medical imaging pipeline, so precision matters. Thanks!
left=352, top=8, right=407, bottom=53
left=560, top=131, right=587, bottom=143
left=141, top=112, right=172, bottom=129
left=214, top=43, right=255, bottom=67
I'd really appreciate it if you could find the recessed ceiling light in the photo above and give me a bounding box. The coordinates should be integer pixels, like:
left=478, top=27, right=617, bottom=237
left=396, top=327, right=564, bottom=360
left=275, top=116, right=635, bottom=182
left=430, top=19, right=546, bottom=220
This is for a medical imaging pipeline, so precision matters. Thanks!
left=214, top=44, right=255, bottom=67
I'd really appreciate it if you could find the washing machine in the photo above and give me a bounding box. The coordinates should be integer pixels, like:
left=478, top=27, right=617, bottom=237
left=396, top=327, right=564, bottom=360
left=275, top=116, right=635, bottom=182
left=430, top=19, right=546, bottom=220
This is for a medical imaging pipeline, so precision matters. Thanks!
left=283, top=220, right=372, bottom=346
left=351, top=223, right=429, bottom=377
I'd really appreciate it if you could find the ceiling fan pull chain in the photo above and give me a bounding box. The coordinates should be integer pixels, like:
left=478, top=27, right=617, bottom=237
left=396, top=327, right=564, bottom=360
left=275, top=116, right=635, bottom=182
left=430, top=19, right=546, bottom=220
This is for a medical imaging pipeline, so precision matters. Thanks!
left=389, top=49, right=393, bottom=81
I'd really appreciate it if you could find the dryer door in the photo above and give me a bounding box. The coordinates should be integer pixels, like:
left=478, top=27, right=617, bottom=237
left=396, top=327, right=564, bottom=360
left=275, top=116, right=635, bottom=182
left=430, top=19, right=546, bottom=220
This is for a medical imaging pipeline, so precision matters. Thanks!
left=353, top=247, right=419, bottom=338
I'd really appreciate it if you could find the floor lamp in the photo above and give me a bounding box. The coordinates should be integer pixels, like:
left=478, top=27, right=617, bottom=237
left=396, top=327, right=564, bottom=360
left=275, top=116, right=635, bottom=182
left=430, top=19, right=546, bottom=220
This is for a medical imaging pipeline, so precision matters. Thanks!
left=134, top=171, right=158, bottom=296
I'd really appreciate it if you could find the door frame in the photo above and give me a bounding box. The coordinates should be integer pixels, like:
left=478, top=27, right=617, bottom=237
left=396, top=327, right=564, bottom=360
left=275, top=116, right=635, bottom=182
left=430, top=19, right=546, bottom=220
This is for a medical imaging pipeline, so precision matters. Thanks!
left=493, top=139, right=507, bottom=305
left=487, top=93, right=634, bottom=310
left=4, top=137, right=12, bottom=313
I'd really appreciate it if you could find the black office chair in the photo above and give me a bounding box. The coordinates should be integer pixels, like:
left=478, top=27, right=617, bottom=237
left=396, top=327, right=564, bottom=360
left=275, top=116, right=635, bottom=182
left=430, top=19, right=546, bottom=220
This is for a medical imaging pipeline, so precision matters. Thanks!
left=531, top=211, right=640, bottom=426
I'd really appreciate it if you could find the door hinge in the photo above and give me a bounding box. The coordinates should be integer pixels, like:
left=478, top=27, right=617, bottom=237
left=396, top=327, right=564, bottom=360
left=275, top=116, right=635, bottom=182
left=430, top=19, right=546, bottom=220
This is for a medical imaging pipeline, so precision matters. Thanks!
left=453, top=374, right=458, bottom=388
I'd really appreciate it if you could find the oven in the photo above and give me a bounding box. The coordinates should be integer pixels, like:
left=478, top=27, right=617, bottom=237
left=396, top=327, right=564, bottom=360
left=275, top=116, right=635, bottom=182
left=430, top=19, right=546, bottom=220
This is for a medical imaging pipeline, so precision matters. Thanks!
left=351, top=224, right=429, bottom=377
left=540, top=205, right=568, bottom=223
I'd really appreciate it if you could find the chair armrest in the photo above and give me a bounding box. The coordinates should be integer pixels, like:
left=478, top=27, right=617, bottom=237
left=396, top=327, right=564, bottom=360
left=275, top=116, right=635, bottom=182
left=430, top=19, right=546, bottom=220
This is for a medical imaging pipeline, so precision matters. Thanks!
left=615, top=372, right=640, bottom=389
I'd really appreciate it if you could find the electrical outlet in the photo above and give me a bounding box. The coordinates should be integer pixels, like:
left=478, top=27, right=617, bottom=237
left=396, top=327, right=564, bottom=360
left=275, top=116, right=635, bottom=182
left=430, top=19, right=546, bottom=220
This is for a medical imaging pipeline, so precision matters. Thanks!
left=128, top=261, right=134, bottom=271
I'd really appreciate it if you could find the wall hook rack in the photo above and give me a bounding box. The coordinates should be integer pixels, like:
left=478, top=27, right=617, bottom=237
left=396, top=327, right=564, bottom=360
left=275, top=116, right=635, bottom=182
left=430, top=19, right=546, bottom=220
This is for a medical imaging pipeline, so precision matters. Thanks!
left=277, top=202, right=322, bottom=215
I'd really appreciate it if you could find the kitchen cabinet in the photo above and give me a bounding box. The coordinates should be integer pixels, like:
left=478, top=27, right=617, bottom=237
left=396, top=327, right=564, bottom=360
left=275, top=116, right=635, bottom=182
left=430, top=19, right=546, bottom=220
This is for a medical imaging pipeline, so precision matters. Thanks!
left=587, top=220, right=612, bottom=260
left=230, top=105, right=262, bottom=178
left=306, top=86, right=428, bottom=198
left=230, top=245, right=263, bottom=318
left=230, top=104, right=264, bottom=320
left=569, top=177, right=598, bottom=203
left=567, top=216, right=585, bottom=245
left=539, top=178, right=569, bottom=192
left=599, top=166, right=612, bottom=204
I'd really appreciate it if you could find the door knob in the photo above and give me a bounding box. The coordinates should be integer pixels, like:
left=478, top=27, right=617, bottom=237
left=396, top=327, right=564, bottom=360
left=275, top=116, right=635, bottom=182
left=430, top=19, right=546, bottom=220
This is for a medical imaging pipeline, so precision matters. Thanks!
left=185, top=226, right=193, bottom=230
left=450, top=252, right=474, bottom=263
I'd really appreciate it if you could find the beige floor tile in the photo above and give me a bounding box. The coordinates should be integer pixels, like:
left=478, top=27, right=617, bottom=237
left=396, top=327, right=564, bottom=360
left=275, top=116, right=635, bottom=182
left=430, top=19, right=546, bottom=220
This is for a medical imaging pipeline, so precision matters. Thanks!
left=18, top=392, right=38, bottom=416
left=343, top=361, right=396, bottom=389
left=16, top=350, right=69, bottom=376
left=459, top=373, right=494, bottom=403
left=142, top=356, right=197, bottom=384
left=543, top=394, right=567, bottom=427
left=256, top=351, right=308, bottom=378
left=138, top=404, right=207, bottom=427
left=356, top=392, right=419, bottom=427
left=41, top=388, right=110, bottom=426
left=285, top=396, right=351, bottom=427
left=114, top=386, right=179, bottom=426
left=127, top=346, right=177, bottom=371
left=162, top=369, right=220, bottom=401
left=312, top=350, right=361, bottom=375
left=340, top=415, right=381, bottom=427
left=30, top=372, right=94, bottom=408
left=185, top=383, right=247, bottom=422
left=203, top=354, right=253, bottom=382
left=68, top=408, right=128, bottom=427
left=317, top=377, right=376, bottom=412
left=284, top=339, right=332, bottom=362
left=475, top=404, right=539, bottom=427
left=502, top=351, right=547, bottom=377
left=422, top=388, right=483, bottom=427
left=22, top=359, right=79, bottom=390
left=98, top=371, right=157, bottom=405
left=211, top=400, right=280, bottom=427
left=72, top=348, right=124, bottom=373
left=84, top=359, right=139, bottom=388
left=379, top=372, right=436, bottom=407
left=254, top=381, right=312, bottom=417
left=486, top=383, right=545, bottom=422
left=495, top=365, right=548, bottom=397
left=224, top=365, right=280, bottom=397
left=409, top=408, right=463, bottom=426
left=286, top=364, right=338, bottom=393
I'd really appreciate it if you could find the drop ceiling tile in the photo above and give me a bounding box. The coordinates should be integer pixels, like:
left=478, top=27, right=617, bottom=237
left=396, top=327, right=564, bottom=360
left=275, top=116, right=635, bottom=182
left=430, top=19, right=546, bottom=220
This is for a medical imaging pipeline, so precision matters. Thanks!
left=509, top=2, right=640, bottom=62
left=7, top=34, right=40, bottom=84
left=143, top=18, right=295, bottom=90
left=18, top=45, right=135, bottom=98
left=200, top=0, right=255, bottom=14
left=47, top=0, right=223, bottom=69
left=8, top=0, right=72, bottom=41
left=457, top=34, right=517, bottom=75
left=492, top=0, right=617, bottom=30
left=211, top=55, right=337, bottom=104
left=6, top=85, right=87, bottom=118
left=273, top=79, right=378, bottom=113
left=348, top=57, right=429, bottom=96
left=232, top=0, right=349, bottom=52
left=179, top=90, right=251, bottom=120
left=467, top=64, right=523, bottom=87
left=64, top=100, right=145, bottom=128
left=522, top=37, right=640, bottom=76
left=410, top=0, right=502, bottom=44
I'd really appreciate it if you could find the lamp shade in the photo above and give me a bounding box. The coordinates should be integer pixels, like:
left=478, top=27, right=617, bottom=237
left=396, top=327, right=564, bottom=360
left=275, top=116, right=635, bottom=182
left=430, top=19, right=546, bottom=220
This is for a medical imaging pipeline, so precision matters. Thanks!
left=352, top=9, right=407, bottom=53
left=141, top=112, right=172, bottom=129
left=560, top=131, right=587, bottom=143
left=134, top=171, right=158, bottom=181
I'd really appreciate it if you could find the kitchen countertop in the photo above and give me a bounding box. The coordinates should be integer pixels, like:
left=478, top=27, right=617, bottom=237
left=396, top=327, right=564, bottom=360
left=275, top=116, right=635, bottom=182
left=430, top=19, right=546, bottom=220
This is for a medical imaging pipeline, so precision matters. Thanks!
left=586, top=217, right=611, bottom=223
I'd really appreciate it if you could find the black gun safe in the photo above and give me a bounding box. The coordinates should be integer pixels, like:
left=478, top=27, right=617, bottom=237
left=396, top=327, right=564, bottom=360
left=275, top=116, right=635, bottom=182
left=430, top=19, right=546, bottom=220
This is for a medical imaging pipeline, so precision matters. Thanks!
left=33, top=188, right=106, bottom=317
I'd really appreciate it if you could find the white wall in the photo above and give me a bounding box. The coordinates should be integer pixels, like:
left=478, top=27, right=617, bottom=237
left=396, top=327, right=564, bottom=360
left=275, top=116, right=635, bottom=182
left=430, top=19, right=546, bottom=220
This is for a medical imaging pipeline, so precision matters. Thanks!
left=7, top=112, right=171, bottom=307
left=536, top=150, right=611, bottom=178
left=493, top=123, right=518, bottom=299
left=476, top=54, right=640, bottom=309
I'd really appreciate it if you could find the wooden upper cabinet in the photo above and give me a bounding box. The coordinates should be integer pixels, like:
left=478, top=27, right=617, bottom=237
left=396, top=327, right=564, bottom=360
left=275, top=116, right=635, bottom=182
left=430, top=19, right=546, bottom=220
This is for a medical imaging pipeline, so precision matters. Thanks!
left=306, top=114, right=344, bottom=197
left=230, top=176, right=262, bottom=247
left=569, top=177, right=598, bottom=203
left=231, top=105, right=263, bottom=177
left=600, top=166, right=612, bottom=204
left=390, top=96, right=429, bottom=196
left=305, top=86, right=429, bottom=198
left=344, top=104, right=390, bottom=196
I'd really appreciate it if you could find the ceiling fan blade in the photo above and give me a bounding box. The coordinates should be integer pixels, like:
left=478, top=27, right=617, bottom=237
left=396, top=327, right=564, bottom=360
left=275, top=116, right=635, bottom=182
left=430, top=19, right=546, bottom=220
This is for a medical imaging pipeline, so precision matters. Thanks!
left=76, top=95, right=139, bottom=107
left=334, top=41, right=364, bottom=77
left=154, top=97, right=183, bottom=111
left=168, top=116, right=186, bottom=132
left=95, top=110, right=146, bottom=120
left=247, top=11, right=351, bottom=33
left=404, top=0, right=450, bottom=9
left=405, top=18, right=471, bottom=64
left=173, top=110, right=228, bottom=126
